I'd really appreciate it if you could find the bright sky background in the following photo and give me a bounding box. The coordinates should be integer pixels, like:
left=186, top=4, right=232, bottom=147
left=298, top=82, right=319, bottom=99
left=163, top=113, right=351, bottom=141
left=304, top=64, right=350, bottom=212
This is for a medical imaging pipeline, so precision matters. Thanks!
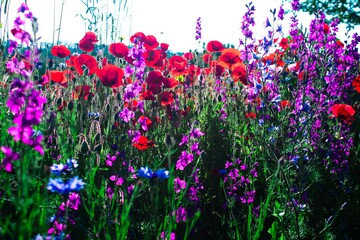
left=1, top=0, right=359, bottom=52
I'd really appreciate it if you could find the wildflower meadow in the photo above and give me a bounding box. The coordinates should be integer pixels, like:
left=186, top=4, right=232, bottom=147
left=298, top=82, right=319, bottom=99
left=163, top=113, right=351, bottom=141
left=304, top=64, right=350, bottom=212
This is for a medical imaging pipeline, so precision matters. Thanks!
left=1, top=1, right=360, bottom=239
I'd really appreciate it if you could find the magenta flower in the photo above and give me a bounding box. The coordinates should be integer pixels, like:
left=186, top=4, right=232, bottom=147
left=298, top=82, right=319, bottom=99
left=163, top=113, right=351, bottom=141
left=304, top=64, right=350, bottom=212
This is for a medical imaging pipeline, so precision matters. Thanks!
left=176, top=151, right=194, bottom=171
left=174, top=177, right=186, bottom=193
left=1, top=146, right=20, bottom=172
left=119, top=107, right=135, bottom=123
left=175, top=206, right=187, bottom=223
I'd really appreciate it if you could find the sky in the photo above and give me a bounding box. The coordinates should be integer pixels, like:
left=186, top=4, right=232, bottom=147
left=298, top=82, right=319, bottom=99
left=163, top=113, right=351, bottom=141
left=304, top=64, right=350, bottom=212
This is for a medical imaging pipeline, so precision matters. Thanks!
left=1, top=0, right=359, bottom=52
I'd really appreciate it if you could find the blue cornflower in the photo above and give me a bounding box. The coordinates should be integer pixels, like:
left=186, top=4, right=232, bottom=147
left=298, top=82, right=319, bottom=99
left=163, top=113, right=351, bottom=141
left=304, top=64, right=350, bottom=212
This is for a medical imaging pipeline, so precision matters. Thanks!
left=154, top=169, right=169, bottom=179
left=47, top=176, right=85, bottom=195
left=137, top=167, right=153, bottom=178
left=137, top=167, right=169, bottom=179
left=50, top=163, right=66, bottom=176
left=50, top=159, right=78, bottom=175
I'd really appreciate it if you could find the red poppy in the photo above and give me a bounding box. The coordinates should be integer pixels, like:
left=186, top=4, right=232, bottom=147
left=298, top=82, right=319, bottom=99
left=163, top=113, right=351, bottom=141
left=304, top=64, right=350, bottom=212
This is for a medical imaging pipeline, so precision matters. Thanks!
left=144, top=35, right=159, bottom=50
left=280, top=100, right=290, bottom=109
left=336, top=40, right=344, bottom=48
left=188, top=65, right=200, bottom=84
left=132, top=136, right=154, bottom=150
left=73, top=54, right=98, bottom=75
left=46, top=70, right=67, bottom=84
left=79, top=32, right=98, bottom=52
left=143, top=49, right=162, bottom=67
left=162, top=77, right=179, bottom=88
left=72, top=85, right=93, bottom=100
left=160, top=43, right=169, bottom=51
left=66, top=55, right=77, bottom=67
left=51, top=45, right=71, bottom=58
left=211, top=60, right=226, bottom=77
left=323, top=23, right=330, bottom=34
left=207, top=40, right=224, bottom=52
left=146, top=70, right=164, bottom=86
left=202, top=53, right=212, bottom=64
left=262, top=51, right=285, bottom=67
left=245, top=112, right=257, bottom=119
left=231, top=62, right=247, bottom=84
left=139, top=90, right=156, bottom=100
left=218, top=48, right=241, bottom=69
left=279, top=38, right=289, bottom=50
left=352, top=75, right=360, bottom=93
left=130, top=32, right=146, bottom=43
left=109, top=42, right=128, bottom=58
left=332, top=104, right=355, bottom=124
left=96, top=64, right=124, bottom=88
left=183, top=52, right=193, bottom=61
left=169, top=55, right=189, bottom=77
left=159, top=91, right=174, bottom=106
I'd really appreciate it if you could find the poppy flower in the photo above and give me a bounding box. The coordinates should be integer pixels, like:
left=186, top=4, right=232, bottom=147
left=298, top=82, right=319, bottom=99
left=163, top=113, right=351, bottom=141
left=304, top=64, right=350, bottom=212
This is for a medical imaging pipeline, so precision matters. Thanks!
left=218, top=48, right=241, bottom=69
left=206, top=40, right=224, bottom=52
left=72, top=85, right=92, bottom=100
left=140, top=90, right=156, bottom=100
left=280, top=100, right=290, bottom=109
left=160, top=43, right=169, bottom=51
left=169, top=56, right=189, bottom=77
left=51, top=45, right=71, bottom=58
left=66, top=55, right=77, bottom=67
left=133, top=136, right=154, bottom=150
left=245, top=112, right=257, bottom=119
left=183, top=52, right=193, bottom=61
left=109, top=42, right=128, bottom=58
left=146, top=70, right=164, bottom=86
left=231, top=62, right=247, bottom=84
left=144, top=35, right=159, bottom=50
left=188, top=65, right=200, bottom=85
left=46, top=70, right=67, bottom=84
left=323, top=23, right=330, bottom=34
left=162, top=77, right=179, bottom=88
left=73, top=54, right=97, bottom=75
left=159, top=91, right=174, bottom=106
left=79, top=32, right=98, bottom=52
left=202, top=53, right=212, bottom=64
left=143, top=49, right=162, bottom=67
left=279, top=38, right=289, bottom=50
left=332, top=104, right=355, bottom=124
left=336, top=39, right=344, bottom=48
left=96, top=64, right=124, bottom=88
left=352, top=75, right=360, bottom=93
left=130, top=32, right=146, bottom=43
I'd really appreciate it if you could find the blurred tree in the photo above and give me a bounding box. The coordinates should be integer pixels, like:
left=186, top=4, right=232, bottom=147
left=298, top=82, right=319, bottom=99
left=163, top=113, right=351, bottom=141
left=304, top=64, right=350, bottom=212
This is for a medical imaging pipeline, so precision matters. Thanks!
left=295, top=0, right=360, bottom=30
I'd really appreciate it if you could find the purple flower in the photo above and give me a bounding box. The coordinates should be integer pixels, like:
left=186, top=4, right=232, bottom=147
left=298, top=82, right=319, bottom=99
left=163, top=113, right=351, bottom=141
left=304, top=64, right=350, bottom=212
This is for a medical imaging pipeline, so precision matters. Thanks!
left=189, top=128, right=204, bottom=139
left=160, top=232, right=176, bottom=240
left=195, top=17, right=202, bottom=41
left=119, top=107, right=135, bottom=123
left=67, top=192, right=81, bottom=210
left=278, top=5, right=285, bottom=20
left=176, top=151, right=194, bottom=170
left=179, top=135, right=189, bottom=146
left=174, top=177, right=186, bottom=193
left=175, top=206, right=187, bottom=223
left=1, top=146, right=20, bottom=172
left=291, top=0, right=300, bottom=11
left=124, top=82, right=142, bottom=100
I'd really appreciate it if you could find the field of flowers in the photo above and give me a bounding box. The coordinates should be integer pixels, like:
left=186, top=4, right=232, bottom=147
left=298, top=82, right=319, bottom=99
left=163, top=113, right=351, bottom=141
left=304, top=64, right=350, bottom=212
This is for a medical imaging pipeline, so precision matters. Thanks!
left=1, top=1, right=360, bottom=239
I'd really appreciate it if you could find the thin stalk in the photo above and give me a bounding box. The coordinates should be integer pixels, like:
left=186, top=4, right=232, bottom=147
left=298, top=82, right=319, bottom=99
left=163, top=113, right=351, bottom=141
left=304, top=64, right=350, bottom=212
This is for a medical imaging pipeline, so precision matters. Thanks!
left=56, top=0, right=66, bottom=44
